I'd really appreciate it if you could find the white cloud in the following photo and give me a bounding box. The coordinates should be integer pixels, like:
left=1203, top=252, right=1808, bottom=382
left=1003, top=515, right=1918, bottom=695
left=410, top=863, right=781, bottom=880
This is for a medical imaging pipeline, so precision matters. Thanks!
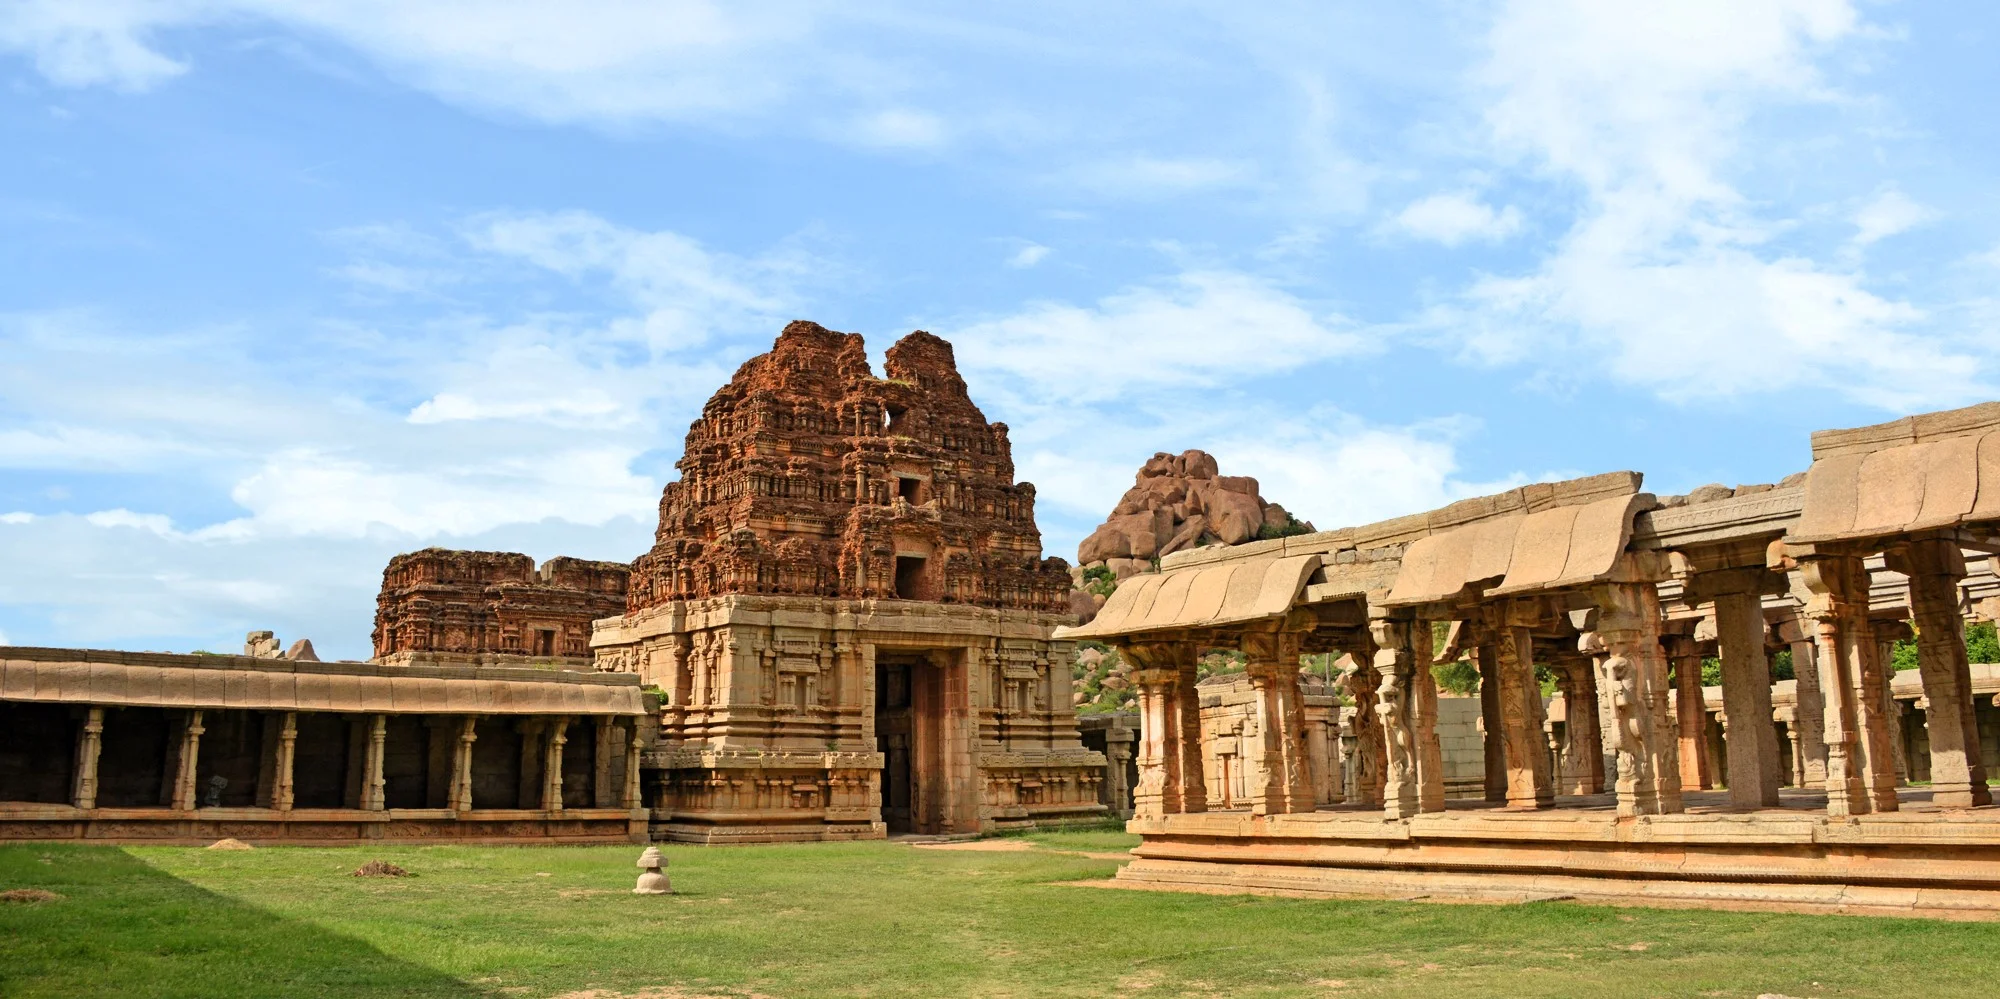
left=1006, top=399, right=1525, bottom=564
left=84, top=508, right=180, bottom=536
left=1391, top=192, right=1522, bottom=245
left=844, top=108, right=948, bottom=149
left=1061, top=156, right=1254, bottom=198
left=947, top=270, right=1368, bottom=402
left=463, top=210, right=801, bottom=353
left=0, top=208, right=823, bottom=652
left=1, top=1, right=826, bottom=119
left=0, top=0, right=192, bottom=91
left=1213, top=413, right=1527, bottom=532
left=939, top=266, right=1512, bottom=560
left=1417, top=0, right=1994, bottom=408
left=0, top=508, right=653, bottom=660
left=1853, top=188, right=1936, bottom=246
left=0, top=629, right=10, bottom=646
left=1480, top=0, right=1856, bottom=202
left=214, top=446, right=657, bottom=540
left=1006, top=243, right=1051, bottom=269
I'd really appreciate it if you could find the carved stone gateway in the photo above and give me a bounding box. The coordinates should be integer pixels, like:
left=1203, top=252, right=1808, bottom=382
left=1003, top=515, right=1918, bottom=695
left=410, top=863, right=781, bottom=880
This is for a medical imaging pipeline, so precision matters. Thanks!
left=591, top=322, right=1104, bottom=843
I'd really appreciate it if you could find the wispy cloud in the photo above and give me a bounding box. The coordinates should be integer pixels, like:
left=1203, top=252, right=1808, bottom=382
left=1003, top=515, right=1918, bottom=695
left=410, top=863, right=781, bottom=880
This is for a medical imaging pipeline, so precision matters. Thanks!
left=1006, top=243, right=1051, bottom=268
left=947, top=269, right=1369, bottom=401
left=1390, top=191, right=1522, bottom=245
left=1852, top=188, right=1936, bottom=247
left=1413, top=0, right=1995, bottom=409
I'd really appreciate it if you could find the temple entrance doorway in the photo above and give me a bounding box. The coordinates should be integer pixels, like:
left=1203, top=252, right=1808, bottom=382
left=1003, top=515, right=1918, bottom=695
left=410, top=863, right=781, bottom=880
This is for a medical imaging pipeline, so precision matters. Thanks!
left=875, top=651, right=961, bottom=835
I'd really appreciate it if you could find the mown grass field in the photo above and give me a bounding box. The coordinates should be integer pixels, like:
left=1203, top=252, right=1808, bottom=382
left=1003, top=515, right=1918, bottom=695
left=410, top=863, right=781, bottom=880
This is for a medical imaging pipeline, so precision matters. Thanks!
left=3, top=826, right=1996, bottom=998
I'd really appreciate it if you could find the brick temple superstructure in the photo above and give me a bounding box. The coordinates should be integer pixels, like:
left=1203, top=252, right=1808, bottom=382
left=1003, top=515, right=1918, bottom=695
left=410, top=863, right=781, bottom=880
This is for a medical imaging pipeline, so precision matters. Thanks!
left=594, top=321, right=1104, bottom=842
left=372, top=549, right=629, bottom=669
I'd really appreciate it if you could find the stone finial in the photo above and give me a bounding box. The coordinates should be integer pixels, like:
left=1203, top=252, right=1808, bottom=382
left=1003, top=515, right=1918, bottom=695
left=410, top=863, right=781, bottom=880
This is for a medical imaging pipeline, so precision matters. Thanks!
left=633, top=846, right=671, bottom=895
left=244, top=631, right=281, bottom=658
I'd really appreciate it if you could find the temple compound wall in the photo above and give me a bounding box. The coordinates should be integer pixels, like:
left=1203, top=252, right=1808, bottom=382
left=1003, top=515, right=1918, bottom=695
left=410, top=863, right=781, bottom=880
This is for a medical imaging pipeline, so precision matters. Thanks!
left=373, top=549, right=628, bottom=670
left=592, top=322, right=1104, bottom=843
left=1065, top=401, right=2000, bottom=918
left=0, top=646, right=651, bottom=843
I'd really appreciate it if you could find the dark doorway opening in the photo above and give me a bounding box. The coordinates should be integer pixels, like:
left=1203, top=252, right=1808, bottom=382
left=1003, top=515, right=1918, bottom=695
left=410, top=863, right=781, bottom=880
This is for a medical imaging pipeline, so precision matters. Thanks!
left=381, top=715, right=432, bottom=809
left=292, top=713, right=352, bottom=809
left=0, top=702, right=76, bottom=803
left=894, top=556, right=926, bottom=600
left=897, top=476, right=921, bottom=503
left=877, top=658, right=913, bottom=833
left=471, top=718, right=525, bottom=809
left=97, top=707, right=172, bottom=807
left=194, top=710, right=265, bottom=808
left=561, top=720, right=597, bottom=809
left=534, top=629, right=556, bottom=657
left=875, top=653, right=949, bottom=834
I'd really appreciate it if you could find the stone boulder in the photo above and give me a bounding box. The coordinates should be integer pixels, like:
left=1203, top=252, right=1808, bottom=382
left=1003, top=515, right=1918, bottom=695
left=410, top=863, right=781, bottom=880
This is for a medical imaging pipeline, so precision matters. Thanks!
left=1076, top=449, right=1310, bottom=566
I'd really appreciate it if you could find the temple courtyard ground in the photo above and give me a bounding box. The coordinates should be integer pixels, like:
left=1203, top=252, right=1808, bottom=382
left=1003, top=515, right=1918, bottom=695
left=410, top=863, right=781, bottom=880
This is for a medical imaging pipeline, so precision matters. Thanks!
left=3, top=829, right=1995, bottom=998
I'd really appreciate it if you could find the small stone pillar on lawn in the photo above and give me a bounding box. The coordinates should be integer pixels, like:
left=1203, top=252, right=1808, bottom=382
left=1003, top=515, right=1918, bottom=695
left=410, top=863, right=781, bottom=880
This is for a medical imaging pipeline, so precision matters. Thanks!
left=634, top=846, right=672, bottom=895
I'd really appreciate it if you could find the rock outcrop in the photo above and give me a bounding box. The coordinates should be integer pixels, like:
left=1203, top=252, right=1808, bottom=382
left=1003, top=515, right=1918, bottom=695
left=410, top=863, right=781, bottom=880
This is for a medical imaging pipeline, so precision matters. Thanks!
left=1077, top=449, right=1306, bottom=574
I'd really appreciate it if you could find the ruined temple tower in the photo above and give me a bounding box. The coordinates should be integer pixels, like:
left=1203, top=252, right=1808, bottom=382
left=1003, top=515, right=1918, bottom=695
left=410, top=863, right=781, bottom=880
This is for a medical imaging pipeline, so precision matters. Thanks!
left=591, top=321, right=1105, bottom=842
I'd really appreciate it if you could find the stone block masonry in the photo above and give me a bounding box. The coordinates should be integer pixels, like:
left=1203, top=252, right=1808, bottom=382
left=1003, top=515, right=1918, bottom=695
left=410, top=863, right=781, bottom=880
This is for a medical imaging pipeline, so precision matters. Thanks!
left=593, top=322, right=1104, bottom=842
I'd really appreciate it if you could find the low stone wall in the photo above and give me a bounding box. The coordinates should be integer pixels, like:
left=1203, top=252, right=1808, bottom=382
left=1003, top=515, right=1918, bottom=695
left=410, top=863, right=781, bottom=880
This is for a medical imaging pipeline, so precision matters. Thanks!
left=1121, top=795, right=2000, bottom=918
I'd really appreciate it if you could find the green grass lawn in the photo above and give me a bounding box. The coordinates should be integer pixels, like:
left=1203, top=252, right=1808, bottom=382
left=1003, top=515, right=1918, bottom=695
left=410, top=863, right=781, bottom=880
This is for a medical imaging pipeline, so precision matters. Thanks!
left=3, top=828, right=1997, bottom=998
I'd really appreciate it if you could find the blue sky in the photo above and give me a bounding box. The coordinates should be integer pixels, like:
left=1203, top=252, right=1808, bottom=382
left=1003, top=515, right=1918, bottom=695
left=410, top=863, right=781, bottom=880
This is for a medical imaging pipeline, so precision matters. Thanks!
left=2, top=1, right=1997, bottom=660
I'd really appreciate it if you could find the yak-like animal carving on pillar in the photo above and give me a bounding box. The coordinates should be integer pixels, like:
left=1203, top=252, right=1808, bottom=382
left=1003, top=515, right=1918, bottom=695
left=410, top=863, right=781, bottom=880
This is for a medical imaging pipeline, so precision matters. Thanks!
left=1601, top=653, right=1651, bottom=816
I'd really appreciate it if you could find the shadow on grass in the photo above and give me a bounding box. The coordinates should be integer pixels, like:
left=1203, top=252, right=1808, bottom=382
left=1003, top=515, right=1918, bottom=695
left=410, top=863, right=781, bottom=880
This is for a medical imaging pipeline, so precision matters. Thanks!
left=0, top=845, right=486, bottom=999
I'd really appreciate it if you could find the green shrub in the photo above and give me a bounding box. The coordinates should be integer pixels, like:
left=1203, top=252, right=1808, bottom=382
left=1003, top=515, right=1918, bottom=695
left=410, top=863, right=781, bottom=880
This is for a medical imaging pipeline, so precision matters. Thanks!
left=1196, top=648, right=1246, bottom=681
left=1966, top=621, right=1998, bottom=664
left=1769, top=648, right=1795, bottom=680
left=1433, top=658, right=1479, bottom=695
left=1253, top=514, right=1314, bottom=541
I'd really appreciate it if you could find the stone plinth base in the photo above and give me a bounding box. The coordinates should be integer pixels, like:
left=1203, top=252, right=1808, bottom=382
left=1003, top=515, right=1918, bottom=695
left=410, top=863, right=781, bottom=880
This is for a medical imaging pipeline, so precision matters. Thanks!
left=1119, top=788, right=2000, bottom=920
left=651, top=817, right=887, bottom=844
left=1111, top=858, right=2000, bottom=920
left=0, top=805, right=649, bottom=845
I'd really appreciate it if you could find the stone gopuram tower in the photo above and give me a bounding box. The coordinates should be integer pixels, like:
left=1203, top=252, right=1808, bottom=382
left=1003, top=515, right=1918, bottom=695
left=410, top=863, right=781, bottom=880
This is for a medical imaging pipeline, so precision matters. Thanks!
left=593, top=321, right=1105, bottom=842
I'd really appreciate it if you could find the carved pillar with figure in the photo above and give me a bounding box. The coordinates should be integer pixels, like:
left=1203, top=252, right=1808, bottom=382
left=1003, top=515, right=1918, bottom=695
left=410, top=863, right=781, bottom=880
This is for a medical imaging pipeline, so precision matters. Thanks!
left=1125, top=640, right=1207, bottom=818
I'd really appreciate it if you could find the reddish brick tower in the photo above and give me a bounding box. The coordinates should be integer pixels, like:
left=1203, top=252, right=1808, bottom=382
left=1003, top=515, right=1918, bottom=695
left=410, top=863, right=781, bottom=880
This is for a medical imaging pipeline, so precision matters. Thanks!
left=626, top=320, right=1071, bottom=612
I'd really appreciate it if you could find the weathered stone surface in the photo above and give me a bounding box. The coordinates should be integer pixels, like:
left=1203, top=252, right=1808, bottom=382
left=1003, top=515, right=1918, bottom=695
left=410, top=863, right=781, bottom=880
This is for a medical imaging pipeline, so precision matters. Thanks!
left=372, top=549, right=628, bottom=664
left=592, top=322, right=1102, bottom=844
left=1077, top=450, right=1307, bottom=566
left=625, top=320, right=1070, bottom=612
left=243, top=631, right=280, bottom=658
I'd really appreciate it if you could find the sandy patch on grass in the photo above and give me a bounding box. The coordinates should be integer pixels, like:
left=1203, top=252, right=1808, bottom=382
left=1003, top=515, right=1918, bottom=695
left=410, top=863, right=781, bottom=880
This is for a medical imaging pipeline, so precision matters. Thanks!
left=1, top=888, right=63, bottom=903
left=206, top=838, right=254, bottom=851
